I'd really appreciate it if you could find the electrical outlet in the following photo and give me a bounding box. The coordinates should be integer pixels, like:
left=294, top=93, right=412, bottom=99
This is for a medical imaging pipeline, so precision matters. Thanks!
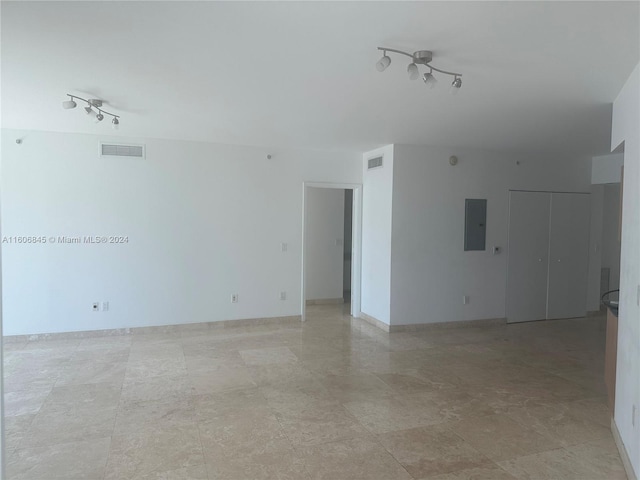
left=280, top=291, right=287, bottom=301
left=102, top=301, right=109, bottom=312
left=463, top=295, right=470, bottom=305
left=92, top=302, right=100, bottom=312
left=281, top=242, right=288, bottom=252
left=633, top=405, right=637, bottom=427
left=231, top=293, right=239, bottom=303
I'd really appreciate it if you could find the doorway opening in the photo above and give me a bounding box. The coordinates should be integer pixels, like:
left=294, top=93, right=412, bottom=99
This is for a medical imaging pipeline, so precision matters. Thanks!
left=301, top=182, right=362, bottom=322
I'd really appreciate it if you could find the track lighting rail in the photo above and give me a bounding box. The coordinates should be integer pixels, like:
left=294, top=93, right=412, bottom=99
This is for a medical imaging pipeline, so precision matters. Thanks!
left=376, top=47, right=462, bottom=78
left=62, top=94, right=121, bottom=128
left=376, top=47, right=463, bottom=91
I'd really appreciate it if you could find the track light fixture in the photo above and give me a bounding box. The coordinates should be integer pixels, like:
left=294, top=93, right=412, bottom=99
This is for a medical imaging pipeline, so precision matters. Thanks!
left=376, top=54, right=391, bottom=72
left=450, top=76, right=462, bottom=95
left=62, top=98, right=77, bottom=109
left=63, top=94, right=121, bottom=128
left=376, top=47, right=463, bottom=92
left=422, top=69, right=437, bottom=89
left=407, top=63, right=419, bottom=81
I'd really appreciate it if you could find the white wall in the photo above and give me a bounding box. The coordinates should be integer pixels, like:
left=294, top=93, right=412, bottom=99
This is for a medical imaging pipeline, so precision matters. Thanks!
left=343, top=190, right=353, bottom=294
left=602, top=184, right=621, bottom=292
left=390, top=145, right=592, bottom=326
left=586, top=185, right=605, bottom=312
left=592, top=153, right=624, bottom=184
left=0, top=134, right=4, bottom=477
left=0, top=129, right=361, bottom=335
left=304, top=187, right=344, bottom=301
left=611, top=63, right=640, bottom=477
left=361, top=145, right=394, bottom=325
left=586, top=184, right=623, bottom=311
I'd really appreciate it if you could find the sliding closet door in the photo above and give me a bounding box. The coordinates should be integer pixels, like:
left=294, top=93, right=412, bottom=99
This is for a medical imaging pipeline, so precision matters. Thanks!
left=546, top=193, right=590, bottom=319
left=506, top=191, right=551, bottom=323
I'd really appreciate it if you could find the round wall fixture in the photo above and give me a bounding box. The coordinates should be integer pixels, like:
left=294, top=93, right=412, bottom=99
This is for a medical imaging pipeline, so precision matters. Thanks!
left=449, top=155, right=458, bottom=166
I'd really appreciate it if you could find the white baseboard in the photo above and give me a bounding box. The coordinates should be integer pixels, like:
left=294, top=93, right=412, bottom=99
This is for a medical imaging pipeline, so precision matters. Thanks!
left=358, top=312, right=390, bottom=332
left=355, top=314, right=507, bottom=334
left=3, top=315, right=302, bottom=342
left=611, top=417, right=637, bottom=480
left=306, top=298, right=345, bottom=305
left=390, top=317, right=507, bottom=333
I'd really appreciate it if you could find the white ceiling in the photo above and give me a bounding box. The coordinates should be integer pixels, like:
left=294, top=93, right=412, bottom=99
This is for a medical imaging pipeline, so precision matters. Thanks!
left=2, top=1, right=638, bottom=155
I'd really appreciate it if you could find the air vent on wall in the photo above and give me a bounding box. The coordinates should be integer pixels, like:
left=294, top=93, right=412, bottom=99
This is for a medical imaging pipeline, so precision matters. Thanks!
left=100, top=143, right=145, bottom=158
left=368, top=156, right=383, bottom=169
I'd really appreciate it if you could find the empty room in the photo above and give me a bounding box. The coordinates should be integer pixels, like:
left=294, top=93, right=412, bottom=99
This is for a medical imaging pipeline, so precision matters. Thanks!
left=1, top=1, right=639, bottom=479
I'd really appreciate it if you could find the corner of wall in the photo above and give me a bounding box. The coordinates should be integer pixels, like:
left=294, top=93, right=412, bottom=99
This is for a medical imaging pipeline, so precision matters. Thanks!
left=360, top=144, right=395, bottom=325
left=610, top=61, right=640, bottom=476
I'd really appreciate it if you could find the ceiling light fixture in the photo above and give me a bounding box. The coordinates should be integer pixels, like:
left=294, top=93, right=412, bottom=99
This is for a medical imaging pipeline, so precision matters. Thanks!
left=62, top=98, right=77, bottom=109
left=376, top=47, right=463, bottom=92
left=376, top=53, right=391, bottom=72
left=63, top=94, right=121, bottom=128
left=422, top=69, right=437, bottom=89
left=450, top=76, right=462, bottom=95
left=407, top=62, right=419, bottom=80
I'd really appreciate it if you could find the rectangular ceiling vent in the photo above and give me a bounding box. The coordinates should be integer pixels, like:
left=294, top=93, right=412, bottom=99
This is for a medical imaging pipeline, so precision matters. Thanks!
left=100, top=143, right=145, bottom=158
left=367, top=156, right=383, bottom=170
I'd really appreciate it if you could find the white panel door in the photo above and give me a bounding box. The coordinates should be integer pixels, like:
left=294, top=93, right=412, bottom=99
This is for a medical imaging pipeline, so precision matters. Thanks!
left=506, top=191, right=552, bottom=323
left=547, top=193, right=591, bottom=319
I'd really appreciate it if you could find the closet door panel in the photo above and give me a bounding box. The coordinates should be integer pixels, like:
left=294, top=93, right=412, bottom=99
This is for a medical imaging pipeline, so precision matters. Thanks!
left=547, top=193, right=590, bottom=319
left=506, top=191, right=551, bottom=323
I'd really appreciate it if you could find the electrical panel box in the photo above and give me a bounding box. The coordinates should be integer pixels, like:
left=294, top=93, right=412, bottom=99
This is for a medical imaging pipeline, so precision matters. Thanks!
left=464, top=199, right=487, bottom=251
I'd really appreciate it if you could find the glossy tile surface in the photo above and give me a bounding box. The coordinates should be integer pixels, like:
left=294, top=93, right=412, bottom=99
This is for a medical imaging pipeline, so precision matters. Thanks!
left=3, top=305, right=625, bottom=479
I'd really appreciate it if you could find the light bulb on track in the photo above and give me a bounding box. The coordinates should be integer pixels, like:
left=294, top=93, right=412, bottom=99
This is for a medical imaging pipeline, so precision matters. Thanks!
left=422, top=70, right=437, bottom=89
left=450, top=76, right=462, bottom=95
left=376, top=54, right=391, bottom=72
left=407, top=63, right=419, bottom=80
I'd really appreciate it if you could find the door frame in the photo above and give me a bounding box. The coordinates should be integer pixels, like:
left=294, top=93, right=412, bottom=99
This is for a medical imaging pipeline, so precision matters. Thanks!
left=301, top=182, right=362, bottom=322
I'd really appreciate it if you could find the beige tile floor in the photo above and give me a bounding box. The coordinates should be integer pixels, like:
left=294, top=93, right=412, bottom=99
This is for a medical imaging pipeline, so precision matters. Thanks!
left=2, top=305, right=627, bottom=479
